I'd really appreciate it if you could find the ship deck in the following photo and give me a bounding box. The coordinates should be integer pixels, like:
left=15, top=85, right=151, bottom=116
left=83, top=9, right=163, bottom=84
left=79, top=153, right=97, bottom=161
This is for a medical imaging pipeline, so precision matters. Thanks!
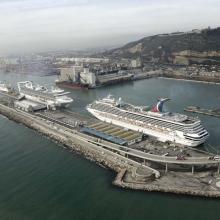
left=91, top=102, right=198, bottom=126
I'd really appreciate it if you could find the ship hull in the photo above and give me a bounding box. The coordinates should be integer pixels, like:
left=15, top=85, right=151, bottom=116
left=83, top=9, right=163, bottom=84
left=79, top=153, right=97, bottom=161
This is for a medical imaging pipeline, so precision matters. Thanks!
left=87, top=108, right=208, bottom=147
left=55, top=81, right=90, bottom=90
left=20, top=93, right=72, bottom=109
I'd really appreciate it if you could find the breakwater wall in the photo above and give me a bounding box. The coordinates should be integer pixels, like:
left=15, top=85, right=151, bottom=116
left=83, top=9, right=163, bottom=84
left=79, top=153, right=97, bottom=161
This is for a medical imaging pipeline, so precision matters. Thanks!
left=1, top=103, right=220, bottom=198
left=0, top=103, right=131, bottom=174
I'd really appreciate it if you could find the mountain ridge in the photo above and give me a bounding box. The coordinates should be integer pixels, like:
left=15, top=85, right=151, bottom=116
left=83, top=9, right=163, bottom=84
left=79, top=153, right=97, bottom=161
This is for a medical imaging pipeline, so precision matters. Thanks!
left=102, top=27, right=220, bottom=65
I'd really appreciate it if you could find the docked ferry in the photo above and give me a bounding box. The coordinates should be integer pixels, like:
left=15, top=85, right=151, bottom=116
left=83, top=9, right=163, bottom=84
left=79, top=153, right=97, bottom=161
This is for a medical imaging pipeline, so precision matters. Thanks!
left=86, top=95, right=209, bottom=147
left=17, top=81, right=73, bottom=108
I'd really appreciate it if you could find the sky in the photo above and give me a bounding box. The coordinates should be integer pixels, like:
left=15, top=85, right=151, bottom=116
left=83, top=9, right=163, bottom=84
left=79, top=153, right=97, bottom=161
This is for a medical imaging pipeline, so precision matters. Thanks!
left=0, top=0, right=219, bottom=55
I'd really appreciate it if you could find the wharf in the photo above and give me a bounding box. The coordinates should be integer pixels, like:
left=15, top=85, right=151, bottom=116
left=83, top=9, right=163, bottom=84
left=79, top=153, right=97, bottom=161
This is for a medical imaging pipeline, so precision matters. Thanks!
left=1, top=103, right=220, bottom=198
left=133, top=71, right=162, bottom=80
left=184, top=106, right=220, bottom=118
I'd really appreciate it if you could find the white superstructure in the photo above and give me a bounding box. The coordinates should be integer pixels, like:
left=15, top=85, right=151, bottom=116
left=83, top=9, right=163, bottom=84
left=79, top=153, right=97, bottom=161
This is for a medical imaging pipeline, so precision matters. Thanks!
left=0, top=82, right=11, bottom=93
left=87, top=95, right=209, bottom=147
left=17, top=81, right=73, bottom=109
left=50, top=86, right=64, bottom=94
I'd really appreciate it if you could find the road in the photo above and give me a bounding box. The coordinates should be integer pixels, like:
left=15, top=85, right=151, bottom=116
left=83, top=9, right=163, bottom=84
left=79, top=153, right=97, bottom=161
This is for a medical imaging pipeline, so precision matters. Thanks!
left=35, top=111, right=220, bottom=166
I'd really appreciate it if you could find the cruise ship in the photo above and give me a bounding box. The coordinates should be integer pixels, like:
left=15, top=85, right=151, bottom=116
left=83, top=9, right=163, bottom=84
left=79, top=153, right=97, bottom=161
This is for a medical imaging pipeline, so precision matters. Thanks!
left=87, top=95, right=209, bottom=147
left=17, top=81, right=73, bottom=108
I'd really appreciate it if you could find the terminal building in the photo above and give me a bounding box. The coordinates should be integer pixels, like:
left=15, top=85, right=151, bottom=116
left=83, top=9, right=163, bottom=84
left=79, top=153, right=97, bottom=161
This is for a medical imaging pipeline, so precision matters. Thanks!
left=81, top=122, right=143, bottom=146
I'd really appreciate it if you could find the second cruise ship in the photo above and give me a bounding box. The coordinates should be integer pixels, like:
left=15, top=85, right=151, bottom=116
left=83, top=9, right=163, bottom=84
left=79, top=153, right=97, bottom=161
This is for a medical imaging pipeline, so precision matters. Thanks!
left=17, top=81, right=73, bottom=109
left=87, top=95, right=209, bottom=147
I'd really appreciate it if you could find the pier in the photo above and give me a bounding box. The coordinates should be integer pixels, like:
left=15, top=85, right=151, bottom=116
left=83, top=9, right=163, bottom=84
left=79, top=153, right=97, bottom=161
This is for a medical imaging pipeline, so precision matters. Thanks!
left=1, top=103, right=220, bottom=197
left=184, top=106, right=220, bottom=118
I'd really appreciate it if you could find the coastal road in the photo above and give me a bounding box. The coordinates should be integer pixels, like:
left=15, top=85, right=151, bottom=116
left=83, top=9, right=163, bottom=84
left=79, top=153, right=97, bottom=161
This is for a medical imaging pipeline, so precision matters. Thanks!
left=74, top=131, right=220, bottom=165
left=34, top=111, right=220, bottom=166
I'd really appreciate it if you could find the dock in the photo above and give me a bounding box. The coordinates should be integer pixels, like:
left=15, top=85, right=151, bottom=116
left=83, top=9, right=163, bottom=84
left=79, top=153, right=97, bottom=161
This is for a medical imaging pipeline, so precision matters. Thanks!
left=184, top=106, right=220, bottom=118
left=1, top=102, right=220, bottom=197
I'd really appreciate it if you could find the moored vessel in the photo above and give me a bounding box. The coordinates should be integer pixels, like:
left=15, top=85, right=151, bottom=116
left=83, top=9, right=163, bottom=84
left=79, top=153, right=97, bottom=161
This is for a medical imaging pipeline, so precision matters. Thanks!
left=87, top=95, right=209, bottom=147
left=17, top=81, right=73, bottom=109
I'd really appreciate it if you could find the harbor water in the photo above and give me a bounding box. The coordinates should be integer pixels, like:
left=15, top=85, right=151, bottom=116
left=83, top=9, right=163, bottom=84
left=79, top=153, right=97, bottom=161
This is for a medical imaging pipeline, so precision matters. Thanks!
left=0, top=71, right=220, bottom=220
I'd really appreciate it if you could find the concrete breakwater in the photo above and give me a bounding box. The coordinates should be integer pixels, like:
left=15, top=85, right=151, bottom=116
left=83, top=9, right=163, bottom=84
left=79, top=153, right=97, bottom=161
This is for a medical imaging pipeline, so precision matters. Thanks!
left=1, top=103, right=220, bottom=198
left=0, top=103, right=130, bottom=174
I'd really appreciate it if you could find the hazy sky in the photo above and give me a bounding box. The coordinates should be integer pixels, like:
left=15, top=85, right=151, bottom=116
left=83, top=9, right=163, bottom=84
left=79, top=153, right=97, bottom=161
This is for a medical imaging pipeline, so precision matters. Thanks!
left=0, top=0, right=219, bottom=55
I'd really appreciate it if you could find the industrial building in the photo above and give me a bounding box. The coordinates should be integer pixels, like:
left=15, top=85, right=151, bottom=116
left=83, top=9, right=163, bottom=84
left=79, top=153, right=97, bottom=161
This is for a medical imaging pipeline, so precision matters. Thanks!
left=97, top=71, right=133, bottom=86
left=57, top=66, right=96, bottom=88
left=57, top=66, right=133, bottom=89
left=57, top=57, right=109, bottom=64
left=130, top=58, right=142, bottom=68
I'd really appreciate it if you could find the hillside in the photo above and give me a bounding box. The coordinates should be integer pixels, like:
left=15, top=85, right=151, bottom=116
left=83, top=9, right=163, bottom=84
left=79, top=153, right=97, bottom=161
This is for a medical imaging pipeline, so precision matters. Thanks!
left=103, top=27, right=220, bottom=65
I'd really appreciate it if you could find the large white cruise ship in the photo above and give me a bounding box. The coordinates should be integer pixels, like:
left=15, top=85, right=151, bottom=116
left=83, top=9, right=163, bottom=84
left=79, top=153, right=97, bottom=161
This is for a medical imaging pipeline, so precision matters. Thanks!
left=87, top=95, right=209, bottom=147
left=17, top=81, right=73, bottom=108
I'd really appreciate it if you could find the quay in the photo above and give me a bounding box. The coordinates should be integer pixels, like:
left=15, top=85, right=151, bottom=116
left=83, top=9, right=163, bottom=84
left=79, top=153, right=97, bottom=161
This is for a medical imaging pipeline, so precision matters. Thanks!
left=184, top=106, right=220, bottom=118
left=1, top=103, right=220, bottom=197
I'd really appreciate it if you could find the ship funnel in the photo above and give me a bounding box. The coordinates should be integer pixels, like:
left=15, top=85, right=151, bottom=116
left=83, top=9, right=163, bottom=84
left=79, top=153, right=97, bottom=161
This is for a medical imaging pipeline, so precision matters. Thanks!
left=151, top=98, right=170, bottom=113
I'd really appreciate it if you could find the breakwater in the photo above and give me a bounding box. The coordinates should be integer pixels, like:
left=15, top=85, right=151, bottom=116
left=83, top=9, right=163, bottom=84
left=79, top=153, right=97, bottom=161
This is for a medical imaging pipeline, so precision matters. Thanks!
left=1, top=103, right=220, bottom=198
left=0, top=103, right=130, bottom=173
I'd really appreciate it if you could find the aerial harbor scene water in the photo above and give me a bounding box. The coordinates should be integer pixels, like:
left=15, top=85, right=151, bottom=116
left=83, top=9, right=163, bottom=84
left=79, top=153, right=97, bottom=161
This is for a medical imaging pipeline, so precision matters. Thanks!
left=1, top=0, right=220, bottom=220
left=0, top=71, right=220, bottom=219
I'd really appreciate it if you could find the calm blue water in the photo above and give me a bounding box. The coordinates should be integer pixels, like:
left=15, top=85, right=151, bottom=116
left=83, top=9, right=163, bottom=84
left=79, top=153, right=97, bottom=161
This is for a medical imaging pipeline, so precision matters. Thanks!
left=0, top=72, right=220, bottom=220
